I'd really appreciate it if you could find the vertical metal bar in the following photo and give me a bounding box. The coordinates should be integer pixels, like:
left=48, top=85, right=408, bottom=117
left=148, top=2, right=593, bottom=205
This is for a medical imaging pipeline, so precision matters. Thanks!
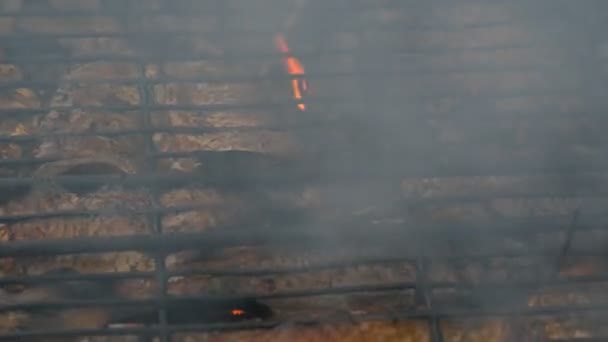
left=217, top=0, right=228, bottom=60
left=527, top=209, right=581, bottom=323
left=556, top=209, right=581, bottom=273
left=130, top=1, right=170, bottom=341
left=416, top=258, right=444, bottom=342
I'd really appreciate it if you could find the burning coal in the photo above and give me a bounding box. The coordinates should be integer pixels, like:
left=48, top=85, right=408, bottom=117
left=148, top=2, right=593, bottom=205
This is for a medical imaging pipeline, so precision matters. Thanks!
left=275, top=33, right=308, bottom=111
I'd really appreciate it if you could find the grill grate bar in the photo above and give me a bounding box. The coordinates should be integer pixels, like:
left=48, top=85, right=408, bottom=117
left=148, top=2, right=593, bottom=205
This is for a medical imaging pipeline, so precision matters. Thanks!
left=2, top=223, right=607, bottom=258
left=415, top=258, right=444, bottom=342
left=0, top=13, right=588, bottom=42
left=129, top=3, right=171, bottom=339
left=2, top=276, right=607, bottom=312
left=0, top=21, right=534, bottom=40
left=553, top=339, right=608, bottom=342
left=556, top=210, right=582, bottom=273
left=0, top=303, right=607, bottom=340
left=0, top=2, right=433, bottom=17
left=0, top=201, right=307, bottom=224
left=2, top=167, right=608, bottom=191
left=1, top=260, right=608, bottom=288
left=0, top=64, right=593, bottom=89
left=1, top=164, right=607, bottom=189
left=2, top=42, right=582, bottom=63
left=0, top=87, right=599, bottom=117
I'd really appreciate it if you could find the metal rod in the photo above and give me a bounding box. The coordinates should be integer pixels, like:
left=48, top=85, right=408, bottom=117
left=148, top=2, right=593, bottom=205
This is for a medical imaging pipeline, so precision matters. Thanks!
left=0, top=60, right=587, bottom=108
left=131, top=5, right=171, bottom=340
left=1, top=303, right=607, bottom=340
left=556, top=209, right=582, bottom=272
left=2, top=218, right=608, bottom=258
left=0, top=85, right=593, bottom=115
left=1, top=278, right=607, bottom=313
left=0, top=41, right=575, bottom=64
left=3, top=161, right=608, bottom=190
left=1, top=254, right=608, bottom=287
left=415, top=258, right=444, bottom=342
left=0, top=1, right=443, bottom=18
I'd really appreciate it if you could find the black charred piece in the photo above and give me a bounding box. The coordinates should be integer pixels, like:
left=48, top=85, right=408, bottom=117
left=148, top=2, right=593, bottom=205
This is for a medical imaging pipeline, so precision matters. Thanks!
left=110, top=297, right=274, bottom=326
left=58, top=162, right=126, bottom=195
left=0, top=268, right=273, bottom=329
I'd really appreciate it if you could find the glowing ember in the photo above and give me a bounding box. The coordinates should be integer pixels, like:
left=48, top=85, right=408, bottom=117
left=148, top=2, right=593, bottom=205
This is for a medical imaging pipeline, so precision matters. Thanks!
left=231, top=309, right=245, bottom=316
left=231, top=308, right=246, bottom=316
left=275, top=33, right=308, bottom=111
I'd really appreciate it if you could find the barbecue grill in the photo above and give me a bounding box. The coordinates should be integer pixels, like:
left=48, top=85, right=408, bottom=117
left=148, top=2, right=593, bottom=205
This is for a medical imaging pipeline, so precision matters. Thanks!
left=1, top=0, right=608, bottom=341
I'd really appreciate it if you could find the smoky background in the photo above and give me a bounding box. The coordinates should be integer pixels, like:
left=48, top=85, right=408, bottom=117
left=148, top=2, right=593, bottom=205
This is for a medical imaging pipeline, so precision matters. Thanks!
left=225, top=0, right=608, bottom=320
left=225, top=0, right=608, bottom=255
left=0, top=0, right=608, bottom=340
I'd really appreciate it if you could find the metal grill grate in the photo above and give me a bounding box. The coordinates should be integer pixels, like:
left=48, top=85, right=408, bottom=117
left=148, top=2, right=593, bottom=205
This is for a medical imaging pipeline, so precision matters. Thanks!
left=0, top=0, right=608, bottom=341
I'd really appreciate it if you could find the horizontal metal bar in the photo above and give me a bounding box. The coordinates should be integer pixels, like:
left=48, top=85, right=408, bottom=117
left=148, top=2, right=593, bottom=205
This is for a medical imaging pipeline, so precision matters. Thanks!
left=0, top=7, right=588, bottom=39
left=0, top=85, right=599, bottom=120
left=434, top=303, right=608, bottom=318
left=1, top=214, right=608, bottom=258
left=552, top=339, right=608, bottom=342
left=0, top=270, right=156, bottom=286
left=0, top=215, right=608, bottom=278
left=0, top=294, right=263, bottom=312
left=0, top=326, right=157, bottom=340
left=1, top=122, right=606, bottom=168
left=405, top=192, right=608, bottom=206
left=0, top=302, right=607, bottom=340
left=2, top=244, right=606, bottom=286
left=0, top=192, right=608, bottom=227
left=0, top=124, right=294, bottom=143
left=167, top=302, right=608, bottom=333
left=0, top=63, right=579, bottom=89
left=2, top=42, right=562, bottom=64
left=0, top=258, right=412, bottom=286
left=252, top=278, right=607, bottom=303
left=0, top=20, right=516, bottom=41
left=2, top=272, right=608, bottom=313
left=3, top=252, right=608, bottom=287
left=10, top=113, right=606, bottom=154
left=0, top=113, right=605, bottom=148
left=0, top=2, right=420, bottom=18
left=0, top=284, right=409, bottom=312
left=0, top=165, right=320, bottom=189
left=0, top=102, right=292, bottom=116
left=0, top=177, right=606, bottom=217
left=0, top=189, right=307, bottom=223
left=0, top=177, right=606, bottom=225
left=3, top=126, right=605, bottom=162
left=0, top=202, right=221, bottom=224
left=0, top=230, right=275, bottom=258
left=2, top=156, right=608, bottom=189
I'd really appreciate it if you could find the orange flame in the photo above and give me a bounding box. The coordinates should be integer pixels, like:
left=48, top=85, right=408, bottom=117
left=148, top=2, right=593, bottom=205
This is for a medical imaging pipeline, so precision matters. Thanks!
left=275, top=34, right=308, bottom=111
left=231, top=309, right=246, bottom=316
